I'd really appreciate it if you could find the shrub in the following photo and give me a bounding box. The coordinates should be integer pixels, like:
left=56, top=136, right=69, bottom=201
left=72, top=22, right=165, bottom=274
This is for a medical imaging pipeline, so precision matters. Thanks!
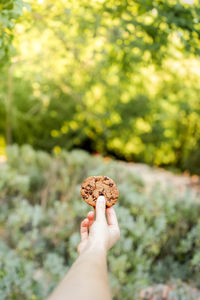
left=0, top=145, right=200, bottom=299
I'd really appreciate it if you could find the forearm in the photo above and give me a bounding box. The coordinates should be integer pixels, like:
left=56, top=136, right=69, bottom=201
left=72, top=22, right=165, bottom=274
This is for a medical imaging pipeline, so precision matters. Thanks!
left=48, top=246, right=111, bottom=300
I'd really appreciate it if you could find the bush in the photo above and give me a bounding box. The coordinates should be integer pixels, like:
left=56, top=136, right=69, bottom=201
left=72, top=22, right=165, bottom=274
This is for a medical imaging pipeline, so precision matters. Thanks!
left=0, top=144, right=200, bottom=299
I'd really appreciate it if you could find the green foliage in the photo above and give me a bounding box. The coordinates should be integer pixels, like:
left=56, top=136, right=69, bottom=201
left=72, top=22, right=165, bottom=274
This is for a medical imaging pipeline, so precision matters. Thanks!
left=1, top=0, right=200, bottom=173
left=0, top=0, right=29, bottom=67
left=0, top=145, right=200, bottom=299
left=0, top=242, right=43, bottom=300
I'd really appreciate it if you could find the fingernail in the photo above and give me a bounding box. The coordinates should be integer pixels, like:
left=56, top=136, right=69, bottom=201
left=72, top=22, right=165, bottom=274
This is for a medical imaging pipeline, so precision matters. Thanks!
left=98, top=196, right=105, bottom=203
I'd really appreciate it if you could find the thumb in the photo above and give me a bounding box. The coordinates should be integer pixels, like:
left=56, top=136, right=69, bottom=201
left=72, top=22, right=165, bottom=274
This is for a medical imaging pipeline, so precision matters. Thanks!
left=96, top=196, right=106, bottom=222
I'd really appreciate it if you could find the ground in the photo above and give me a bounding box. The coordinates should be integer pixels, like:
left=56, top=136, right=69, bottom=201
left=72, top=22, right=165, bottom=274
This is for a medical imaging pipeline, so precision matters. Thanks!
left=121, top=161, right=200, bottom=196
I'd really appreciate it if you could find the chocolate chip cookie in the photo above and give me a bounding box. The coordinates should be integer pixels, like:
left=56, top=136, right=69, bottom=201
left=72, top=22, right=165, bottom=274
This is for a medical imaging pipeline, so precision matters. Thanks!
left=80, top=176, right=119, bottom=207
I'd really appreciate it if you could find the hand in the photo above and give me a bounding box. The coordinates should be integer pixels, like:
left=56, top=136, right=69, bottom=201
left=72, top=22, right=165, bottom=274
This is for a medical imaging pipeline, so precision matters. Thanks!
left=77, top=196, right=120, bottom=255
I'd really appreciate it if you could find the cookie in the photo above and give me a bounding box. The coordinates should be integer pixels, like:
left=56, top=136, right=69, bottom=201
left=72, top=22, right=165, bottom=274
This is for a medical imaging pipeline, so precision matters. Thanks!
left=80, top=176, right=119, bottom=207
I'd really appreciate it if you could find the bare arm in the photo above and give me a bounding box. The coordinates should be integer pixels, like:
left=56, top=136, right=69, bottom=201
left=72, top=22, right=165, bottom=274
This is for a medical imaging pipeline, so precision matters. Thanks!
left=47, top=196, right=120, bottom=300
left=48, top=246, right=110, bottom=300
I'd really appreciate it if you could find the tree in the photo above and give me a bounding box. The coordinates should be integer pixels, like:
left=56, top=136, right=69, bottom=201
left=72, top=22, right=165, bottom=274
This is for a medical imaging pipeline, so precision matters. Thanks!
left=0, top=0, right=29, bottom=68
left=1, top=0, right=200, bottom=173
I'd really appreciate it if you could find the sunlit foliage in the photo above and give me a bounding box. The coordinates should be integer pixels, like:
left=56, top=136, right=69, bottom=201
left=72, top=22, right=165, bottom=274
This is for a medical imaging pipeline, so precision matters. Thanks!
left=0, top=0, right=200, bottom=172
left=0, top=0, right=29, bottom=67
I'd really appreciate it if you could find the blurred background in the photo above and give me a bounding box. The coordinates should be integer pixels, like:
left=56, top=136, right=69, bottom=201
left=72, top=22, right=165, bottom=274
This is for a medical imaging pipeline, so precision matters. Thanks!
left=0, top=0, right=200, bottom=299
left=1, top=0, right=200, bottom=174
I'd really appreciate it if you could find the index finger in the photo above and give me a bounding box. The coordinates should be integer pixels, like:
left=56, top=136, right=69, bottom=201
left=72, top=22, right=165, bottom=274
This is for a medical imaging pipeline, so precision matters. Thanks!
left=106, top=207, right=119, bottom=226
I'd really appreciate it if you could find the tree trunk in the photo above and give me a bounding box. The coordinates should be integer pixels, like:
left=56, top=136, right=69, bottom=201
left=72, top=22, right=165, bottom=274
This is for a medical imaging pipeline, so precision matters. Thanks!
left=6, top=65, right=13, bottom=145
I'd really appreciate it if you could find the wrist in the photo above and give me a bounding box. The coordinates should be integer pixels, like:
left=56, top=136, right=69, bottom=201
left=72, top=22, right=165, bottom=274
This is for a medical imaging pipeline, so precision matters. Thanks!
left=81, top=242, right=108, bottom=258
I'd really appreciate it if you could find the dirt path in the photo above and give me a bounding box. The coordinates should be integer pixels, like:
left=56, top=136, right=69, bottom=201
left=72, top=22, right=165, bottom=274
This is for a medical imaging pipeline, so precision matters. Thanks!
left=122, top=162, right=200, bottom=197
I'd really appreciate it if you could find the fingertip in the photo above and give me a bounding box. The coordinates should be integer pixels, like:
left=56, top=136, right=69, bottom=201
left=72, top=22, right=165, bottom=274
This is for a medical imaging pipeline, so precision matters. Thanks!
left=87, top=211, right=95, bottom=220
left=106, top=206, right=113, bottom=212
left=106, top=206, right=118, bottom=226
left=106, top=206, right=114, bottom=215
left=97, top=195, right=106, bottom=204
left=96, top=196, right=106, bottom=210
left=81, top=218, right=89, bottom=226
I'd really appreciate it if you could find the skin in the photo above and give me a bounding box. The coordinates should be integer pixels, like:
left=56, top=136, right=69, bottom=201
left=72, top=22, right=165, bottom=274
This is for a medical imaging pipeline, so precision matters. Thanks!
left=47, top=196, right=120, bottom=300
